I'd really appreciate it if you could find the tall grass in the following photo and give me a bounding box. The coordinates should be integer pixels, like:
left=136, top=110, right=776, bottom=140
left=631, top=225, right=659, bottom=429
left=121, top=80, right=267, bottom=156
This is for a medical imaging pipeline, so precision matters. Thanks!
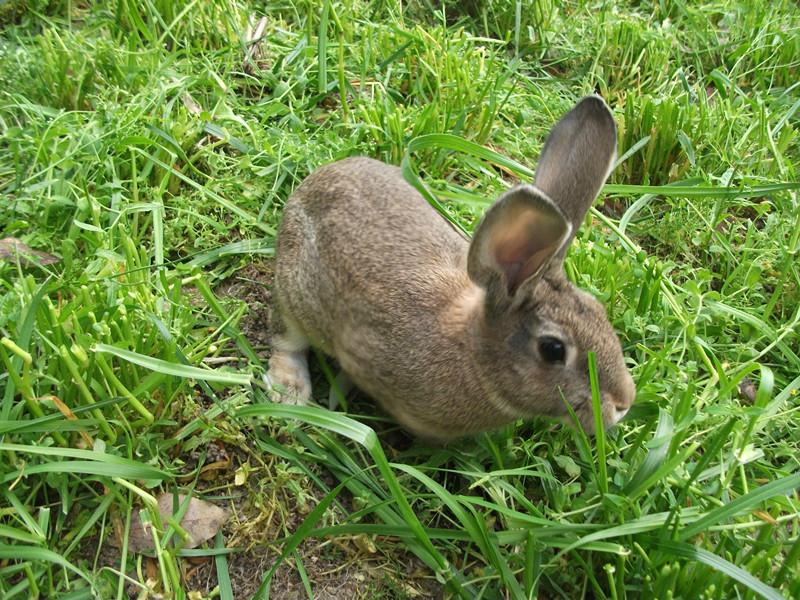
left=1, top=1, right=799, bottom=598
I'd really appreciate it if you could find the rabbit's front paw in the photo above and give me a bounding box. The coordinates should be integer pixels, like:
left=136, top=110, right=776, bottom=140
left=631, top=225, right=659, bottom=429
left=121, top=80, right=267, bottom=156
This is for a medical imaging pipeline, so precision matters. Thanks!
left=266, top=351, right=312, bottom=405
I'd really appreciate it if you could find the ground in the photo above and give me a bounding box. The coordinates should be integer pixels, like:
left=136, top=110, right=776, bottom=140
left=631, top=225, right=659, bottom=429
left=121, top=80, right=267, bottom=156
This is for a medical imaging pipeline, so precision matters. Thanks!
left=1, top=1, right=799, bottom=599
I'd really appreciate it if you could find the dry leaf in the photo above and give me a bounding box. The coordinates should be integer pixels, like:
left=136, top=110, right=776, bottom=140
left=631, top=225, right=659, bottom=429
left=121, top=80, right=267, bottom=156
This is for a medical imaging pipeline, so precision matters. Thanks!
left=352, top=533, right=377, bottom=554
left=145, top=561, right=159, bottom=584
left=234, top=464, right=249, bottom=486
left=0, top=237, right=59, bottom=266
left=44, top=394, right=93, bottom=448
left=753, top=510, right=778, bottom=525
left=127, top=493, right=229, bottom=553
left=199, top=458, right=231, bottom=481
left=182, top=93, right=203, bottom=116
left=400, top=582, right=423, bottom=598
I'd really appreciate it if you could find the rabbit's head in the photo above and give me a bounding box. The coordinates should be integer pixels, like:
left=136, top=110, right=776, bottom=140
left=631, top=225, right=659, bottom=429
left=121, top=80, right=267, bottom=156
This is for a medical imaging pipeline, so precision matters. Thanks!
left=467, top=96, right=635, bottom=432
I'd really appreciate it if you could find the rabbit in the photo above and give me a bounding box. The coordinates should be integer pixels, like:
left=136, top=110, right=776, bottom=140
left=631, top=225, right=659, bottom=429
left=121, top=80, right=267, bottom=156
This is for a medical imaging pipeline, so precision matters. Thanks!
left=266, top=95, right=635, bottom=442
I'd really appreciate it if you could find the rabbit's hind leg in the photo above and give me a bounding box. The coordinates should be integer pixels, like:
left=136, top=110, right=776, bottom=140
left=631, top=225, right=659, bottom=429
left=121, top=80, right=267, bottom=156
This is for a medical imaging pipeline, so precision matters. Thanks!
left=266, top=315, right=312, bottom=405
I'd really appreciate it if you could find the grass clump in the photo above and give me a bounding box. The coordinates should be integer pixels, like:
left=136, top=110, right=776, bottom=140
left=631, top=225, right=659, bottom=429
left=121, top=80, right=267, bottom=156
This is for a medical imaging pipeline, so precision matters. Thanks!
left=1, top=1, right=799, bottom=599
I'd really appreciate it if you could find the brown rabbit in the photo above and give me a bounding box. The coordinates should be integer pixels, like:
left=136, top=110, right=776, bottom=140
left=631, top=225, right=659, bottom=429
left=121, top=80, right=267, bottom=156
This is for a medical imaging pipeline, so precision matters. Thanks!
left=266, top=95, right=635, bottom=441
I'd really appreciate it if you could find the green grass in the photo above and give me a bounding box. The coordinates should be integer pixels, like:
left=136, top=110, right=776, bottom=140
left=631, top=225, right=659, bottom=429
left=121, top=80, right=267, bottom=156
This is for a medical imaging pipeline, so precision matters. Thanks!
left=1, top=0, right=799, bottom=598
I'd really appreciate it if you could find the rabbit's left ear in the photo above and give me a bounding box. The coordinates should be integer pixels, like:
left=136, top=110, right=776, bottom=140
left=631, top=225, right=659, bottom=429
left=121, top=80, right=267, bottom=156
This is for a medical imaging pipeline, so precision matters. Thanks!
left=534, top=95, right=617, bottom=259
left=467, top=185, right=571, bottom=314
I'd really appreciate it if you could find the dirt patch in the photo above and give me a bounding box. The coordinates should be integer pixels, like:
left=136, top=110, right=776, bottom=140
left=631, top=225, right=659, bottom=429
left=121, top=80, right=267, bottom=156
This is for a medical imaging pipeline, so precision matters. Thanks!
left=215, top=257, right=276, bottom=359
left=184, top=535, right=441, bottom=599
left=75, top=427, right=439, bottom=599
left=173, top=432, right=441, bottom=599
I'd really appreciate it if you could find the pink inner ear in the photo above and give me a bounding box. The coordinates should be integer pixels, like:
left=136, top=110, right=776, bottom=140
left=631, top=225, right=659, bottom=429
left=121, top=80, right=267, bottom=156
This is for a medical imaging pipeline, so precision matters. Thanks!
left=490, top=211, right=562, bottom=294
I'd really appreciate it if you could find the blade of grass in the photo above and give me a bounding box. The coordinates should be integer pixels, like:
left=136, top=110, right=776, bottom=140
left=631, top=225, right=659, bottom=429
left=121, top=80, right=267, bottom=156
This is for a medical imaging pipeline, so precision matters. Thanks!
left=317, top=1, right=330, bottom=94
left=679, top=473, right=800, bottom=541
left=93, top=344, right=252, bottom=385
left=650, top=538, right=784, bottom=600
left=588, top=351, right=608, bottom=496
left=1, top=279, right=48, bottom=420
left=0, top=545, right=89, bottom=584
left=395, top=463, right=526, bottom=598
left=214, top=531, right=234, bottom=600
left=404, top=133, right=800, bottom=198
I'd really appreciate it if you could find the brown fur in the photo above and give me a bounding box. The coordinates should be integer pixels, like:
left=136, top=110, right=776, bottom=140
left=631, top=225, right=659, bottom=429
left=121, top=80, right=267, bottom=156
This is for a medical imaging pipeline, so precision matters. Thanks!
left=267, top=96, right=635, bottom=441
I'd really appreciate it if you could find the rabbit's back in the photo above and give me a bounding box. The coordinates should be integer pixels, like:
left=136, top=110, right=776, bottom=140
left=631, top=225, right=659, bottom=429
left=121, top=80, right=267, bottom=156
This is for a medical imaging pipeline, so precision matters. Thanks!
left=283, top=156, right=465, bottom=269
left=274, top=158, right=475, bottom=415
left=276, top=157, right=467, bottom=314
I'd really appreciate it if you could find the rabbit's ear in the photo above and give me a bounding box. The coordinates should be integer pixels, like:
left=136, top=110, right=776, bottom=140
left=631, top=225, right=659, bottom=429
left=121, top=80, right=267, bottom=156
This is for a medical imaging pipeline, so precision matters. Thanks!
left=534, top=95, right=617, bottom=257
left=468, top=185, right=570, bottom=313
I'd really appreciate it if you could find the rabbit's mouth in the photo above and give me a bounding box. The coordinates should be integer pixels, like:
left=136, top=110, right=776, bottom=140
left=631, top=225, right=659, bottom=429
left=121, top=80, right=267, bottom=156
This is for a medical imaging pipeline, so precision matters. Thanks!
left=612, top=406, right=630, bottom=422
left=568, top=393, right=628, bottom=433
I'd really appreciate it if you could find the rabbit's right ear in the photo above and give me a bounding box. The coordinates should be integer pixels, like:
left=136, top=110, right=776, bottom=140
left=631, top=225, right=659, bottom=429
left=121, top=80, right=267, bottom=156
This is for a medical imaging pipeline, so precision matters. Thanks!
left=534, top=95, right=617, bottom=259
left=468, top=185, right=570, bottom=315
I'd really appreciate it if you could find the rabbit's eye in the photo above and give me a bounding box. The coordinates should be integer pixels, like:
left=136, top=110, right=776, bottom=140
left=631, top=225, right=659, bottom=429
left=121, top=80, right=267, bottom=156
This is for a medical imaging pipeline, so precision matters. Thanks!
left=538, top=336, right=566, bottom=363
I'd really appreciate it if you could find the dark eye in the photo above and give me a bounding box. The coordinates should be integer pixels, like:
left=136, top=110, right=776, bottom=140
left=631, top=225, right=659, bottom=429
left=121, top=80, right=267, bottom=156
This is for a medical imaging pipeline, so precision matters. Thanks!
left=538, top=336, right=566, bottom=363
